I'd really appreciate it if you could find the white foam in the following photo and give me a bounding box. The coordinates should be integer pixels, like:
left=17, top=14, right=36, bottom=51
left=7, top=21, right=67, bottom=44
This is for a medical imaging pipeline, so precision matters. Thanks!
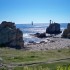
left=23, top=33, right=32, bottom=38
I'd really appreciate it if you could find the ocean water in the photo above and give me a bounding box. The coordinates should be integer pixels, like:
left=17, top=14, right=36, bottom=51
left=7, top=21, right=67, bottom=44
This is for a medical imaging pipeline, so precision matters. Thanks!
left=16, top=23, right=67, bottom=44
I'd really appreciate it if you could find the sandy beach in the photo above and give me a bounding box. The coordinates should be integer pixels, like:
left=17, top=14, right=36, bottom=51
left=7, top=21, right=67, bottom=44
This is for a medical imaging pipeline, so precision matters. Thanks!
left=25, top=37, right=70, bottom=51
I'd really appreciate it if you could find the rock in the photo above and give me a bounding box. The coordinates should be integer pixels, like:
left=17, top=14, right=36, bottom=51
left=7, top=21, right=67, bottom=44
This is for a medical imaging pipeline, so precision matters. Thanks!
left=0, top=21, right=24, bottom=49
left=34, top=33, right=46, bottom=38
left=40, top=41, right=45, bottom=43
left=62, top=23, right=70, bottom=38
left=67, top=23, right=70, bottom=30
left=46, top=23, right=61, bottom=35
left=29, top=41, right=35, bottom=43
left=50, top=40, right=55, bottom=43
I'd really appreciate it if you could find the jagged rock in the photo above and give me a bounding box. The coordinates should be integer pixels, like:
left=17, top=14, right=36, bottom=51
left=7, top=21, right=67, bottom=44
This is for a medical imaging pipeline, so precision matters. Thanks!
left=62, top=23, right=70, bottom=38
left=67, top=23, right=70, bottom=30
left=46, top=23, right=61, bottom=35
left=34, top=33, right=46, bottom=38
left=0, top=21, right=24, bottom=49
left=29, top=41, right=35, bottom=43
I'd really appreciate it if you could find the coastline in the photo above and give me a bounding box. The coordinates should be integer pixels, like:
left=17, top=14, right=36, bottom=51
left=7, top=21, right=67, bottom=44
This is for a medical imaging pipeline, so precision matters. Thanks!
left=25, top=37, right=70, bottom=51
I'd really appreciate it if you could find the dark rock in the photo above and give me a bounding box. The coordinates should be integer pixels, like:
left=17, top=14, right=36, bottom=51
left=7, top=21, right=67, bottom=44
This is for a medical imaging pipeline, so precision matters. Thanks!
left=34, top=33, right=46, bottom=38
left=34, top=33, right=40, bottom=37
left=29, top=41, right=35, bottom=43
left=67, top=23, right=70, bottom=30
left=40, top=41, right=45, bottom=43
left=62, top=23, right=70, bottom=38
left=50, top=40, right=55, bottom=43
left=46, top=23, right=61, bottom=35
left=0, top=21, right=24, bottom=49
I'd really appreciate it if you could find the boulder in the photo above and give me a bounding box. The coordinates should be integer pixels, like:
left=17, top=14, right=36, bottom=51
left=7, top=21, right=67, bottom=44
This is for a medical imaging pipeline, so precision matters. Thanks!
left=0, top=21, right=24, bottom=49
left=46, top=23, right=61, bottom=35
left=62, top=23, right=70, bottom=38
left=67, top=23, right=70, bottom=30
left=34, top=33, right=46, bottom=38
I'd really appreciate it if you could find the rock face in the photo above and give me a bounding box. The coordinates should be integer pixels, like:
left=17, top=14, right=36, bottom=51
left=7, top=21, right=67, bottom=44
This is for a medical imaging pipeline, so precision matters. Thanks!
left=62, top=23, right=70, bottom=38
left=0, top=21, right=24, bottom=49
left=67, top=23, right=70, bottom=29
left=46, top=23, right=61, bottom=35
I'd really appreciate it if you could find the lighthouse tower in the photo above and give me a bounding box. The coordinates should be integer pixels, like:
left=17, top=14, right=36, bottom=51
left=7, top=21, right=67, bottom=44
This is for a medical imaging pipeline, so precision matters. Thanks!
left=31, top=21, right=33, bottom=25
left=50, top=20, right=52, bottom=24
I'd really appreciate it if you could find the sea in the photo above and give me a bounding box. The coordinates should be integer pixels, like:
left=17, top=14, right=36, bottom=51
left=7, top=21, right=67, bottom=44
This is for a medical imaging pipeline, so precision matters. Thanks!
left=16, top=23, right=67, bottom=44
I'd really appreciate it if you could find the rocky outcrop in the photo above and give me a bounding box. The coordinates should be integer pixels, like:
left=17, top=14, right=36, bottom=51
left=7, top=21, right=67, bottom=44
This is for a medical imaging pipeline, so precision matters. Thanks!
left=46, top=23, right=61, bottom=35
left=34, top=33, right=46, bottom=38
left=67, top=23, right=70, bottom=29
left=62, top=23, right=70, bottom=38
left=0, top=21, right=24, bottom=49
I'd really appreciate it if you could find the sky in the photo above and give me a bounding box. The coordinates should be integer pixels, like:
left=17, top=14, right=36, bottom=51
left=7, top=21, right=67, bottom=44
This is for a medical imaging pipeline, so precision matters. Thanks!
left=0, top=0, right=70, bottom=24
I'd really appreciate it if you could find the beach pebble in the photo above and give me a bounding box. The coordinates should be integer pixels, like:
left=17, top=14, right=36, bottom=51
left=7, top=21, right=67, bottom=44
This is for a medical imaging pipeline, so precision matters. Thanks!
left=25, top=37, right=70, bottom=51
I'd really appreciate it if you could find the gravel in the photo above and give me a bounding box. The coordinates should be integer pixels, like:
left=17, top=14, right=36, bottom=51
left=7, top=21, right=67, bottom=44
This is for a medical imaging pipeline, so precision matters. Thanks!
left=25, top=38, right=70, bottom=51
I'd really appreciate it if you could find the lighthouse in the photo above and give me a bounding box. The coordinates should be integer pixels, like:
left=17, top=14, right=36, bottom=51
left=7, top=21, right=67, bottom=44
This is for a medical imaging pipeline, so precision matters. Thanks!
left=31, top=21, right=33, bottom=25
left=50, top=20, right=52, bottom=24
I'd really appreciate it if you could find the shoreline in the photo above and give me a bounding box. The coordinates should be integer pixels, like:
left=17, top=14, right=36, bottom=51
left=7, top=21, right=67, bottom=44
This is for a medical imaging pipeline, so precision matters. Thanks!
left=24, top=37, right=70, bottom=51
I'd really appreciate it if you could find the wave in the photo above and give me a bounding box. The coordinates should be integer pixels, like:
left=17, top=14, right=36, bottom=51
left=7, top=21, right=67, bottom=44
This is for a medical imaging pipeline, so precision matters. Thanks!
left=23, top=33, right=32, bottom=38
left=23, top=33, right=41, bottom=43
left=16, top=23, right=67, bottom=43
